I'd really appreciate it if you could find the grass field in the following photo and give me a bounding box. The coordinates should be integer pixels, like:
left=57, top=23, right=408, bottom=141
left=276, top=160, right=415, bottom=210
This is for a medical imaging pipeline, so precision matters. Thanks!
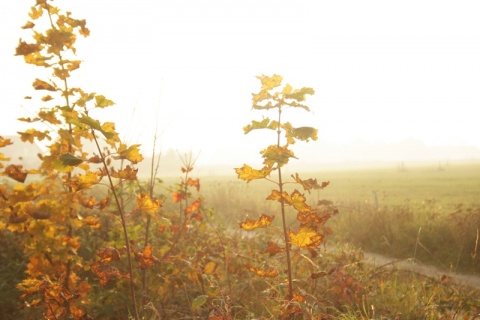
left=196, top=160, right=480, bottom=274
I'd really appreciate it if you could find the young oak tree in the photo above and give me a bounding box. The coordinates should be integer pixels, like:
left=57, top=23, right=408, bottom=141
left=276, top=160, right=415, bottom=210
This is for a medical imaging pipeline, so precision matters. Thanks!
left=235, top=74, right=337, bottom=318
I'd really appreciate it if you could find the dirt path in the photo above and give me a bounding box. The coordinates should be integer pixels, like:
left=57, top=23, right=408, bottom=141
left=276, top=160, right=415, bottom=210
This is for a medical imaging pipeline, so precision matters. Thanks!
left=360, top=251, right=480, bottom=290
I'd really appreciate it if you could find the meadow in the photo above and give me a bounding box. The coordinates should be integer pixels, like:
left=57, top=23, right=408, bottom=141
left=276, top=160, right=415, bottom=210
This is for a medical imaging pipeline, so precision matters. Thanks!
left=199, top=160, right=480, bottom=275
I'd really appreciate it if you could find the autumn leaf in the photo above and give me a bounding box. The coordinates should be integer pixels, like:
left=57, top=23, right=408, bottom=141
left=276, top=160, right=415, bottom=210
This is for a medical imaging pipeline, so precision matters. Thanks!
left=172, top=191, right=186, bottom=203
left=135, top=193, right=162, bottom=215
left=291, top=126, right=318, bottom=142
left=285, top=87, right=315, bottom=102
left=266, top=189, right=312, bottom=213
left=203, top=261, right=217, bottom=275
left=84, top=216, right=101, bottom=229
left=261, top=145, right=297, bottom=167
left=110, top=165, right=138, bottom=180
left=3, top=164, right=28, bottom=182
left=67, top=170, right=99, bottom=191
left=32, top=78, right=56, bottom=91
left=291, top=173, right=330, bottom=193
left=292, top=292, right=306, bottom=303
left=15, top=40, right=41, bottom=56
left=257, top=74, right=283, bottom=91
left=289, top=228, right=323, bottom=249
left=239, top=213, right=274, bottom=231
left=234, top=164, right=272, bottom=182
left=187, top=178, right=200, bottom=191
left=246, top=265, right=278, bottom=278
left=91, top=261, right=129, bottom=287
left=97, top=196, right=110, bottom=210
left=114, top=144, right=143, bottom=164
left=17, top=129, right=50, bottom=143
left=95, top=95, right=115, bottom=108
left=297, top=211, right=330, bottom=228
left=96, top=246, right=121, bottom=263
left=41, top=95, right=54, bottom=102
left=0, top=137, right=13, bottom=148
left=134, top=245, right=159, bottom=270
left=185, top=198, right=201, bottom=214
left=243, top=118, right=278, bottom=134
left=21, top=21, right=35, bottom=29
left=261, top=241, right=286, bottom=257
left=28, top=5, right=43, bottom=19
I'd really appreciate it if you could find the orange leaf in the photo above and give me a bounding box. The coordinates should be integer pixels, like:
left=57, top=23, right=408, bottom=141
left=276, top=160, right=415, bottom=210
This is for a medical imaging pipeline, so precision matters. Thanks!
left=246, top=265, right=278, bottom=278
left=3, top=164, right=28, bottom=182
left=96, top=246, right=120, bottom=263
left=239, top=214, right=274, bottom=231
left=185, top=198, right=201, bottom=214
left=261, top=241, right=286, bottom=257
left=135, top=245, right=159, bottom=270
left=91, top=261, right=129, bottom=287
left=172, top=191, right=186, bottom=203
left=84, top=216, right=101, bottom=229
left=187, top=178, right=200, bottom=191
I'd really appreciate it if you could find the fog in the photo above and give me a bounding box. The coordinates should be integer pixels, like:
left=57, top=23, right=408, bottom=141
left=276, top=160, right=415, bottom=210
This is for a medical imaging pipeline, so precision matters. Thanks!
left=1, top=0, right=480, bottom=173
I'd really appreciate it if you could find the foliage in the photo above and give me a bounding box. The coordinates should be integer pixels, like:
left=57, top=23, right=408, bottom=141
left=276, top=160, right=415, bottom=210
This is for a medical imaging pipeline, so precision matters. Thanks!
left=235, top=74, right=339, bottom=318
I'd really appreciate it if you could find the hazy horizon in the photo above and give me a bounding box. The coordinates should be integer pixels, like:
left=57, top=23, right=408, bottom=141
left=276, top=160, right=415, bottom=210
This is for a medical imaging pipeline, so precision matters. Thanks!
left=1, top=1, right=479, bottom=165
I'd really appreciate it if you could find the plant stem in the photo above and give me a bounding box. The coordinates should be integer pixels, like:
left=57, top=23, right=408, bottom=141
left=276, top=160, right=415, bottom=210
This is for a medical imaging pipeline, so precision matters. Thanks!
left=91, top=132, right=139, bottom=320
left=277, top=107, right=294, bottom=298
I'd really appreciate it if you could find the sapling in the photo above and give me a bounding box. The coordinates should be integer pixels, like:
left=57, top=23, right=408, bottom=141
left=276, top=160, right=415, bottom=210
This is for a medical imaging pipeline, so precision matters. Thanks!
left=235, top=74, right=336, bottom=317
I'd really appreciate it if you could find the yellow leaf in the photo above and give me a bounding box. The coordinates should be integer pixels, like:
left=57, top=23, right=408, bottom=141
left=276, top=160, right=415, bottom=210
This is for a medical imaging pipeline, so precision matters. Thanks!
left=257, top=74, right=283, bottom=91
left=203, top=261, right=217, bottom=275
left=282, top=83, right=293, bottom=95
left=239, top=214, right=274, bottom=231
left=234, top=164, right=272, bottom=182
left=289, top=228, right=323, bottom=249
left=135, top=193, right=162, bottom=215
left=28, top=6, right=43, bottom=19
left=114, top=144, right=144, bottom=164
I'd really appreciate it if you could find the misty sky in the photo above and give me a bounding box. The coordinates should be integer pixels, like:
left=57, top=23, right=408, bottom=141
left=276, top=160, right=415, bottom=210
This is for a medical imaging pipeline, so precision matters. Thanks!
left=1, top=0, right=479, bottom=165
